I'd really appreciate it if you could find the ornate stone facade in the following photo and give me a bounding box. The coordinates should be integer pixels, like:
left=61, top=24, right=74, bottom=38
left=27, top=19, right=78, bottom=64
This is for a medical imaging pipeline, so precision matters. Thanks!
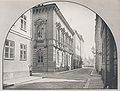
left=31, top=4, right=74, bottom=72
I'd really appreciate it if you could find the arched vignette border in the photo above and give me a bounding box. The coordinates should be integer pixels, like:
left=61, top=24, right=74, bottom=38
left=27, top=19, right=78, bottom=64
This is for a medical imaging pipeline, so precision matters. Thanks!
left=2, top=0, right=118, bottom=89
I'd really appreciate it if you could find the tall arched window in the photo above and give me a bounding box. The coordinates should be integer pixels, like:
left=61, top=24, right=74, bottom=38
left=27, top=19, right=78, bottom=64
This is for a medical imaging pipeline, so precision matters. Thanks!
left=41, top=52, right=43, bottom=62
left=57, top=51, right=59, bottom=66
left=34, top=19, right=47, bottom=41
left=37, top=25, right=44, bottom=39
left=56, top=22, right=61, bottom=45
left=61, top=52, right=64, bottom=67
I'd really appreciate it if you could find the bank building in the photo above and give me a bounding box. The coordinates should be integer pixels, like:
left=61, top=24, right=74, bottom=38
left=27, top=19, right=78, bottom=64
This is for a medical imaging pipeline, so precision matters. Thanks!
left=3, top=3, right=84, bottom=82
left=32, top=3, right=75, bottom=72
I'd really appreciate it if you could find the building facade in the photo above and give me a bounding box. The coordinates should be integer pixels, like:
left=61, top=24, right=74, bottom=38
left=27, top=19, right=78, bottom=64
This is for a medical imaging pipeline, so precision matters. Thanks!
left=3, top=11, right=32, bottom=81
left=95, top=14, right=117, bottom=88
left=31, top=4, right=74, bottom=72
left=72, top=30, right=84, bottom=69
left=95, top=15, right=102, bottom=74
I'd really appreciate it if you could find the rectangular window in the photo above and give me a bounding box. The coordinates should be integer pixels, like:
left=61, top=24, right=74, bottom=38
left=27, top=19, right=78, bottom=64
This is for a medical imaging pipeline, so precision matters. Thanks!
left=20, top=15, right=26, bottom=31
left=4, top=40, right=15, bottom=59
left=38, top=50, right=43, bottom=63
left=57, top=51, right=59, bottom=66
left=20, top=44, right=27, bottom=61
left=58, top=30, right=60, bottom=42
left=41, top=56, right=43, bottom=62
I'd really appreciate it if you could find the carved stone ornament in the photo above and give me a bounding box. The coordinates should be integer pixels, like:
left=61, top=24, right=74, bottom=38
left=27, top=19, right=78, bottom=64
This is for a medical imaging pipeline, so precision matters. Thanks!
left=34, top=18, right=47, bottom=27
left=56, top=22, right=61, bottom=29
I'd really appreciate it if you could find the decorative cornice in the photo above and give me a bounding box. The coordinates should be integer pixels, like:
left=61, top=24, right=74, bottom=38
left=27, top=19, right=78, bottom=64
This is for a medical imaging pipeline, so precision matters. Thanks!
left=32, top=3, right=57, bottom=14
left=54, top=4, right=74, bottom=35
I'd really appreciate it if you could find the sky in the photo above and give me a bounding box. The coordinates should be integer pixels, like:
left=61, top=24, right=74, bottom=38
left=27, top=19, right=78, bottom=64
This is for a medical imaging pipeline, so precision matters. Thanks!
left=51, top=2, right=96, bottom=59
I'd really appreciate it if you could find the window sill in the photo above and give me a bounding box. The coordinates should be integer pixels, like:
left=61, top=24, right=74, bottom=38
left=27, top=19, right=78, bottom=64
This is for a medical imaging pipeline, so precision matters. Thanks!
left=4, top=58, right=14, bottom=60
left=20, top=28, right=27, bottom=32
left=20, top=59, right=27, bottom=61
left=38, top=62, right=44, bottom=63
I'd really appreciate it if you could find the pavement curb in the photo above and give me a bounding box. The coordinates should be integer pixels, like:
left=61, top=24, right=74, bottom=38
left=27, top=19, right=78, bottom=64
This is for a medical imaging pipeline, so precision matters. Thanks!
left=3, top=84, right=14, bottom=89
left=55, top=67, right=93, bottom=74
left=3, top=76, right=41, bottom=88
left=15, top=77, right=41, bottom=85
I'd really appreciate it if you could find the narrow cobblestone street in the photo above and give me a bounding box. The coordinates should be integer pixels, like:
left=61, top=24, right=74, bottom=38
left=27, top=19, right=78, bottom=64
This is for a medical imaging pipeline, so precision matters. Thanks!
left=5, top=67, right=104, bottom=90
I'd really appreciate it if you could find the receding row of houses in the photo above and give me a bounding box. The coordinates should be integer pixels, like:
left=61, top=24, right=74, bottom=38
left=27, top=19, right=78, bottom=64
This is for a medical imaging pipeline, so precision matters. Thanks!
left=3, top=3, right=84, bottom=82
left=95, top=14, right=117, bottom=89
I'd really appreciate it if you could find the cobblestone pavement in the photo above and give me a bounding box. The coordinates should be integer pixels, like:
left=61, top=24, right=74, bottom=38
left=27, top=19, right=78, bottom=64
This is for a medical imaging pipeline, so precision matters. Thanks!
left=88, top=78, right=104, bottom=89
left=5, top=67, right=104, bottom=90
left=43, top=68, right=92, bottom=81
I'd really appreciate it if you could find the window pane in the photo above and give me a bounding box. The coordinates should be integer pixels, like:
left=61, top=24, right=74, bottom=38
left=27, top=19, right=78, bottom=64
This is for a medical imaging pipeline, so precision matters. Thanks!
left=38, top=56, right=40, bottom=62
left=10, top=48, right=14, bottom=58
left=24, top=15, right=26, bottom=20
left=10, top=41, right=14, bottom=47
left=57, top=52, right=59, bottom=64
left=20, top=50, right=23, bottom=59
left=10, top=54, right=14, bottom=58
left=20, top=44, right=26, bottom=60
left=21, top=19, right=23, bottom=28
left=24, top=51, right=26, bottom=59
left=5, top=40, right=9, bottom=46
left=41, top=56, right=43, bottom=62
left=5, top=47, right=9, bottom=53
left=24, top=21, right=26, bottom=30
left=5, top=53, right=9, bottom=58
left=24, top=45, right=26, bottom=49
left=20, top=44, right=23, bottom=49
left=10, top=48, right=13, bottom=53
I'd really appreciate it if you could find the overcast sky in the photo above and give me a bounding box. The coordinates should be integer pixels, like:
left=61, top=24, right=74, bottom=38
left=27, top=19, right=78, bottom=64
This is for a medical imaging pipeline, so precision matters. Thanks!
left=52, top=2, right=96, bottom=59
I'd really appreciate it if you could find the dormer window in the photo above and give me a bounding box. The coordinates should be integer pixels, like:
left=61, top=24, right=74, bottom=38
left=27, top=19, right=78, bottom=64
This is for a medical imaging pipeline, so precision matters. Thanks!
left=21, top=15, right=26, bottom=31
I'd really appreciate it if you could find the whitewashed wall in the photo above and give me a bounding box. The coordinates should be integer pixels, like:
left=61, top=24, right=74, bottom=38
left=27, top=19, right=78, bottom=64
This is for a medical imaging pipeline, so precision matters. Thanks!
left=3, top=10, right=31, bottom=80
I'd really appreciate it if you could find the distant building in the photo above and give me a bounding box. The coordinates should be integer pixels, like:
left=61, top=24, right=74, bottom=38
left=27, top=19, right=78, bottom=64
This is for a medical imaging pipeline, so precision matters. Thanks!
left=83, top=56, right=94, bottom=67
left=31, top=4, right=74, bottom=72
left=95, top=14, right=117, bottom=88
left=72, top=30, right=84, bottom=69
left=3, top=11, right=32, bottom=81
left=80, top=35, right=84, bottom=61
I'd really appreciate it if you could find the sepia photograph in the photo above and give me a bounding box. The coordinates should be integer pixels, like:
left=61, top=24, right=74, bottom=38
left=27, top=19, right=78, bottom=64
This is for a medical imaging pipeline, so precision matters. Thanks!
left=0, top=0, right=119, bottom=90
